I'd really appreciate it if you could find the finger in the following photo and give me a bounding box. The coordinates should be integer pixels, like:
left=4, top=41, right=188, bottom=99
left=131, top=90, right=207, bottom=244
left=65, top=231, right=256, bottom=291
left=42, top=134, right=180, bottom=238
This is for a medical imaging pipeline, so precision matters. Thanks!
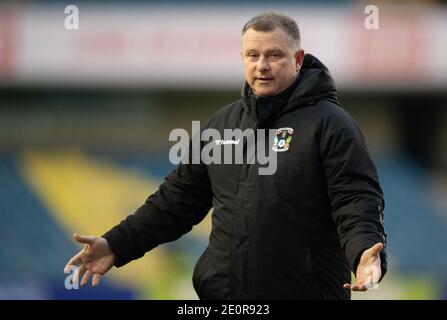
left=364, top=269, right=379, bottom=290
left=370, top=265, right=382, bottom=285
left=344, top=282, right=361, bottom=291
left=73, top=264, right=86, bottom=286
left=344, top=281, right=361, bottom=291
left=351, top=282, right=368, bottom=292
left=73, top=233, right=96, bottom=245
left=92, top=273, right=102, bottom=287
left=365, top=273, right=380, bottom=290
left=80, top=270, right=92, bottom=287
left=356, top=284, right=368, bottom=292
left=367, top=243, right=384, bottom=257
left=64, top=251, right=83, bottom=273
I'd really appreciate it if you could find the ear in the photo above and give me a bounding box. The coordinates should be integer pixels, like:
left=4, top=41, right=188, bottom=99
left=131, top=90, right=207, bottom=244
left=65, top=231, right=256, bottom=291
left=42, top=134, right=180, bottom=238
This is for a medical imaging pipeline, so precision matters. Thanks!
left=295, top=49, right=305, bottom=72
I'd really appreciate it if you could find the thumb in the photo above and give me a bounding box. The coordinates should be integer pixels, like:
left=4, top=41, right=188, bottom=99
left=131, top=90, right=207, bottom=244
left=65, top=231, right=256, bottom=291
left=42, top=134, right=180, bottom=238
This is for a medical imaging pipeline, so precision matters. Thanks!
left=367, top=242, right=384, bottom=257
left=73, top=233, right=95, bottom=245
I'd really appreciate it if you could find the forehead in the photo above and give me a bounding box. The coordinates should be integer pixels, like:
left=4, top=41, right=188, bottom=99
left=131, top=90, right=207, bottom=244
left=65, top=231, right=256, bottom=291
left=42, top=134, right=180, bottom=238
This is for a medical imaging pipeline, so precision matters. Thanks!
left=241, top=28, right=292, bottom=51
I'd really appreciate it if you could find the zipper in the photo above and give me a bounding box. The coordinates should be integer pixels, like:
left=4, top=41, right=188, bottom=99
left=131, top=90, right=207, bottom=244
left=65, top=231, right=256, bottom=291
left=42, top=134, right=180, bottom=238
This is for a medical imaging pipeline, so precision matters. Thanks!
left=246, top=118, right=259, bottom=297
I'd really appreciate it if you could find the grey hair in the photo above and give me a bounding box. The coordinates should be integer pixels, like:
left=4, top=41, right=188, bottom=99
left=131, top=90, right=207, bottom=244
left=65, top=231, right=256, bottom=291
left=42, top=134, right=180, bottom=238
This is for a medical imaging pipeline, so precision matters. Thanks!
left=242, top=12, right=301, bottom=50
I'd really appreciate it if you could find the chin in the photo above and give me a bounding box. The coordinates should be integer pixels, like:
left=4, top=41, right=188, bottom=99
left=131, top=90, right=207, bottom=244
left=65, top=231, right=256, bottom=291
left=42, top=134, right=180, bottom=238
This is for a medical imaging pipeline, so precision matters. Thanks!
left=254, top=87, right=278, bottom=97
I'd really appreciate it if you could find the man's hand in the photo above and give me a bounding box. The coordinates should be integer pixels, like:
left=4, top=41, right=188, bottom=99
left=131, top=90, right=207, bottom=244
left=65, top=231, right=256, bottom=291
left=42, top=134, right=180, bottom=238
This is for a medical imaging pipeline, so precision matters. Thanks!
left=343, top=242, right=383, bottom=292
left=64, top=233, right=115, bottom=287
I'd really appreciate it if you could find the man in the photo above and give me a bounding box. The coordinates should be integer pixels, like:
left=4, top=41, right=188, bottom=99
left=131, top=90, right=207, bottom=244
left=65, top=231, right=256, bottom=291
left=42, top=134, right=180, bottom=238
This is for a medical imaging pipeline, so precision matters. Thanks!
left=64, top=12, right=387, bottom=299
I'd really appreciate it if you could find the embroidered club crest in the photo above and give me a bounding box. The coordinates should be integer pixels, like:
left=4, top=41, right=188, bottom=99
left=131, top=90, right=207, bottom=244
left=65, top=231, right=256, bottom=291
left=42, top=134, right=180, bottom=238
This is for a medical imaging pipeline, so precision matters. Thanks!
left=272, top=127, right=294, bottom=152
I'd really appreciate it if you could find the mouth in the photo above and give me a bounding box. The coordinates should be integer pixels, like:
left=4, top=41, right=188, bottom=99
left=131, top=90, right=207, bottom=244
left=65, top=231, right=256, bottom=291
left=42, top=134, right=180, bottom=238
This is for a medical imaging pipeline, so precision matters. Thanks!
left=255, top=77, right=274, bottom=83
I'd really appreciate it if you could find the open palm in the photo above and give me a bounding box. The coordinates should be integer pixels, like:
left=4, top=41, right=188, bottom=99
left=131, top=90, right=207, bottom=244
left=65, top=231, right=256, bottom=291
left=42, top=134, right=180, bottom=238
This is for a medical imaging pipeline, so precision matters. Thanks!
left=64, top=233, right=115, bottom=287
left=343, top=242, right=383, bottom=291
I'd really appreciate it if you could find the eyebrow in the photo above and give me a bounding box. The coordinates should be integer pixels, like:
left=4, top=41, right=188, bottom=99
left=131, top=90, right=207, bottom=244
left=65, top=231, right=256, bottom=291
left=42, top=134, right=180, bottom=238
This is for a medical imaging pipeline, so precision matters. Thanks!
left=244, top=47, right=284, bottom=54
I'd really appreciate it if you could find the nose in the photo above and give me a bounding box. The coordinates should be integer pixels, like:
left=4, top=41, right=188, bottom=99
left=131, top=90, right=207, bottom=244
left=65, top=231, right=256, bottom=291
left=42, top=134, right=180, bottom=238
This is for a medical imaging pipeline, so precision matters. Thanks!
left=256, top=56, right=270, bottom=72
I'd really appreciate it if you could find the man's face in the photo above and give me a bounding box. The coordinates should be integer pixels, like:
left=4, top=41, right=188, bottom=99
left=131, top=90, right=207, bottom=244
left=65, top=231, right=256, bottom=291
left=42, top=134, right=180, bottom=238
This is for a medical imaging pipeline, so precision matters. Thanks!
left=241, top=27, right=304, bottom=96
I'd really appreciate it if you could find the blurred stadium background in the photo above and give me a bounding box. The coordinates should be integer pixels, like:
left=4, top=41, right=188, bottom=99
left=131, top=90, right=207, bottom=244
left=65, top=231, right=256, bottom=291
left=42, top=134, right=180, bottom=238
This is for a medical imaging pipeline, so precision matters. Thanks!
left=1, top=0, right=447, bottom=299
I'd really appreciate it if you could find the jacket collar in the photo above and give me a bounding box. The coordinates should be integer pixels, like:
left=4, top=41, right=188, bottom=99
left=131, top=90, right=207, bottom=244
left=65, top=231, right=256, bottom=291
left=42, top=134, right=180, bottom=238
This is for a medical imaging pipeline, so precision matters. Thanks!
left=241, top=53, right=339, bottom=124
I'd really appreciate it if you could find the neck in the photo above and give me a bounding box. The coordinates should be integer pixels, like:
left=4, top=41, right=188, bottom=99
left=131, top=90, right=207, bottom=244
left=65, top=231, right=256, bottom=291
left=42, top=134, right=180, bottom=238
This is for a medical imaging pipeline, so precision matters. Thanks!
left=250, top=74, right=300, bottom=125
left=253, top=74, right=300, bottom=101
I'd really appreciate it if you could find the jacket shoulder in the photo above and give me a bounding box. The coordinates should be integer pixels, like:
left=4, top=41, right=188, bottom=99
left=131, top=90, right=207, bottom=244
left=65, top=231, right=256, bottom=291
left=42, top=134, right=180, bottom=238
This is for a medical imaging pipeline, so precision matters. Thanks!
left=312, top=100, right=362, bottom=134
left=205, top=99, right=244, bottom=128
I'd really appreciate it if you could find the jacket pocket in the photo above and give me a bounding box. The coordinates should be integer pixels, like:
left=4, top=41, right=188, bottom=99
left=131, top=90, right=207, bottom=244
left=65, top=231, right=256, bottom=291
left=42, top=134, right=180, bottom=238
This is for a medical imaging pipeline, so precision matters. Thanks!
left=192, top=247, right=225, bottom=299
left=192, top=248, right=208, bottom=295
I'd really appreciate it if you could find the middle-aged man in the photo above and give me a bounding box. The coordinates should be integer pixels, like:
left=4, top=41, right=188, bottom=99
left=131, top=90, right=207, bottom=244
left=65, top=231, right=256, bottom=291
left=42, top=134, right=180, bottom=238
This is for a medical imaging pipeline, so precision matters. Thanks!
left=65, top=12, right=388, bottom=300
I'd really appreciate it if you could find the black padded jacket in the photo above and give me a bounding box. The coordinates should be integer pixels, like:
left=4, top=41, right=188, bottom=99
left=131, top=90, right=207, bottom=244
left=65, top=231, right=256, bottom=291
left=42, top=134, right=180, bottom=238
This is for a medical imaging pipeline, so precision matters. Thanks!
left=103, top=54, right=388, bottom=300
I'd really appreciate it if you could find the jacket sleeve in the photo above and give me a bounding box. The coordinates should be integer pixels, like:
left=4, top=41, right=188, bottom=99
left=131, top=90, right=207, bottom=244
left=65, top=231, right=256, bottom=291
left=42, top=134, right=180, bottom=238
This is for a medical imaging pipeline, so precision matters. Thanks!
left=102, top=142, right=213, bottom=267
left=318, top=105, right=388, bottom=280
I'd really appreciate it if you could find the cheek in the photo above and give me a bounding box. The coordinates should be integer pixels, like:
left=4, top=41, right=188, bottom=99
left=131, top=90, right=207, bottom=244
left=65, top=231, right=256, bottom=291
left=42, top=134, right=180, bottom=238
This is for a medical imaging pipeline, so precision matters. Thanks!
left=244, top=66, right=255, bottom=82
left=275, top=64, right=295, bottom=81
